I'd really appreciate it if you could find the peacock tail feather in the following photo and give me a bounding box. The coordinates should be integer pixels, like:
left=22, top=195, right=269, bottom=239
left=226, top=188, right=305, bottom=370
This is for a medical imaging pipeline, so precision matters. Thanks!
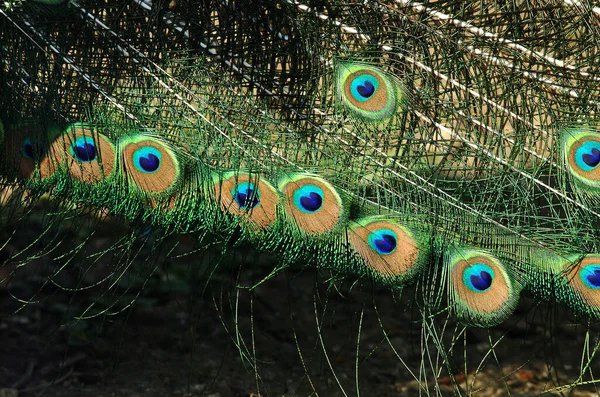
left=4, top=0, right=600, bottom=395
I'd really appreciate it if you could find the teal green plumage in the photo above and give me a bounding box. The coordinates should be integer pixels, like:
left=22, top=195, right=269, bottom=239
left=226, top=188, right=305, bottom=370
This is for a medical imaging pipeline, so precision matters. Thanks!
left=4, top=0, right=600, bottom=394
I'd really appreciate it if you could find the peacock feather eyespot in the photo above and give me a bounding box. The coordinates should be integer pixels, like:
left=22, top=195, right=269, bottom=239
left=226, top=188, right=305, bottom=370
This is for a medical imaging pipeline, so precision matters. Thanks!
left=42, top=124, right=115, bottom=182
left=367, top=228, right=397, bottom=255
left=216, top=172, right=278, bottom=229
left=17, top=136, right=41, bottom=179
left=562, top=128, right=600, bottom=187
left=571, top=138, right=600, bottom=173
left=70, top=136, right=97, bottom=163
left=336, top=62, right=405, bottom=120
left=280, top=174, right=346, bottom=235
left=232, top=181, right=260, bottom=209
left=448, top=249, right=519, bottom=327
left=350, top=73, right=379, bottom=102
left=2, top=122, right=50, bottom=179
left=349, top=218, right=425, bottom=279
left=462, top=263, right=495, bottom=292
left=121, top=136, right=180, bottom=194
left=561, top=255, right=600, bottom=315
left=21, top=137, right=37, bottom=160
left=132, top=146, right=162, bottom=174
left=292, top=184, right=324, bottom=213
left=579, top=263, right=600, bottom=290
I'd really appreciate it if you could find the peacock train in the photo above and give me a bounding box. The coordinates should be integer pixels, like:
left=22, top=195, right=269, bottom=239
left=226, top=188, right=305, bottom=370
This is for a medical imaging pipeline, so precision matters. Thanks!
left=3, top=0, right=600, bottom=395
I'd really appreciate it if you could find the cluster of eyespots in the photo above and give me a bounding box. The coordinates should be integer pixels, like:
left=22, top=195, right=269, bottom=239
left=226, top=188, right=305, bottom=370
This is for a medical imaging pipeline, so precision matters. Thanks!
left=216, top=175, right=427, bottom=282
left=216, top=172, right=348, bottom=235
left=1, top=122, right=183, bottom=190
left=216, top=175, right=425, bottom=281
left=11, top=122, right=600, bottom=329
left=15, top=121, right=600, bottom=329
left=562, top=128, right=600, bottom=188
left=336, top=62, right=406, bottom=120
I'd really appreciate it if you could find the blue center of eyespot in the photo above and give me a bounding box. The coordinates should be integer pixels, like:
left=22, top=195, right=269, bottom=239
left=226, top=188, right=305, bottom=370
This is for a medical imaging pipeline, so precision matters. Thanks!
left=357, top=81, right=375, bottom=97
left=350, top=74, right=379, bottom=102
left=70, top=136, right=97, bottom=162
left=132, top=146, right=162, bottom=173
left=293, top=184, right=324, bottom=213
left=462, top=263, right=495, bottom=292
left=367, top=228, right=397, bottom=255
left=22, top=137, right=35, bottom=160
left=575, top=140, right=600, bottom=171
left=232, top=182, right=260, bottom=209
left=580, top=264, right=600, bottom=289
left=583, top=148, right=600, bottom=167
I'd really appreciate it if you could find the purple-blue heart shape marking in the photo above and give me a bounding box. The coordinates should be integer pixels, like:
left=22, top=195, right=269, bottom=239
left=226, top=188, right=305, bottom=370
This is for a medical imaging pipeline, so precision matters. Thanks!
left=582, top=147, right=600, bottom=167
left=139, top=153, right=160, bottom=172
left=586, top=269, right=600, bottom=288
left=470, top=271, right=493, bottom=291
left=357, top=81, right=375, bottom=98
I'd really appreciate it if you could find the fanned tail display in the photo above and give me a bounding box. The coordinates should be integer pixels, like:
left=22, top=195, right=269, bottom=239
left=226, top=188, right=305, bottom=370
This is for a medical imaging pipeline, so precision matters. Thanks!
left=4, top=0, right=600, bottom=395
